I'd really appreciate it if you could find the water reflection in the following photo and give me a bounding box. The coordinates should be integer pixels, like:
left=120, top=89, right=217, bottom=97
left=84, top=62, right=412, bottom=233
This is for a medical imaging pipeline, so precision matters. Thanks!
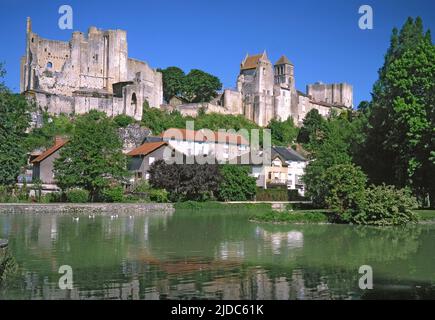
left=0, top=210, right=434, bottom=300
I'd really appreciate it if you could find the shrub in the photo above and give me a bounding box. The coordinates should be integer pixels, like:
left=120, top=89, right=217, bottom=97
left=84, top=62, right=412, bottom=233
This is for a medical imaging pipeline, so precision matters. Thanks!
left=217, top=165, right=257, bottom=201
left=323, top=164, right=367, bottom=220
left=256, top=187, right=288, bottom=201
left=252, top=210, right=330, bottom=224
left=66, top=188, right=89, bottom=203
left=148, top=188, right=169, bottom=203
left=352, top=185, right=418, bottom=226
left=102, top=186, right=125, bottom=203
left=113, top=114, right=136, bottom=128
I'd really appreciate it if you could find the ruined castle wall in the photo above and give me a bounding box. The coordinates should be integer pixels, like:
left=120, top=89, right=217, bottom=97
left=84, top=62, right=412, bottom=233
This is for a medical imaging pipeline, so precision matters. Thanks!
left=223, top=89, right=242, bottom=114
left=127, top=58, right=163, bottom=108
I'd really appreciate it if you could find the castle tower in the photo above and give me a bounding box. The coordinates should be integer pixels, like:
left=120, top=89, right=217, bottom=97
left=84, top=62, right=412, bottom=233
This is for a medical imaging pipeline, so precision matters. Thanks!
left=274, top=55, right=294, bottom=90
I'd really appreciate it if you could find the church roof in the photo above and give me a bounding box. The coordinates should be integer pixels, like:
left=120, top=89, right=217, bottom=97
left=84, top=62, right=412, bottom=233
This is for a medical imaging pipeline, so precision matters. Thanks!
left=241, top=52, right=268, bottom=70
left=275, top=55, right=293, bottom=65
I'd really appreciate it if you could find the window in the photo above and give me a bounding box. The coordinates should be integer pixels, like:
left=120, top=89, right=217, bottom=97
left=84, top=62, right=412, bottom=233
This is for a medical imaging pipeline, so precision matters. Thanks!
left=137, top=172, right=143, bottom=179
left=149, top=157, right=155, bottom=165
left=46, top=62, right=53, bottom=69
left=131, top=93, right=138, bottom=114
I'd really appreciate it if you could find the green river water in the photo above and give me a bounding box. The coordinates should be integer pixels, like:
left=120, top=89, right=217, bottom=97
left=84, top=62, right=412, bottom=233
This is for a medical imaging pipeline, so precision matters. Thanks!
left=0, top=208, right=434, bottom=300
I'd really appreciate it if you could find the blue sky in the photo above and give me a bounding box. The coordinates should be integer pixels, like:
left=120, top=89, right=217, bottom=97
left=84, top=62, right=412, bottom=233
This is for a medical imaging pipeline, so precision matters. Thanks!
left=0, top=0, right=434, bottom=106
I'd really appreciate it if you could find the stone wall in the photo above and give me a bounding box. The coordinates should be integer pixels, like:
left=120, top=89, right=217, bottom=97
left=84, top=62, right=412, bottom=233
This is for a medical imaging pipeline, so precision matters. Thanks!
left=0, top=203, right=174, bottom=215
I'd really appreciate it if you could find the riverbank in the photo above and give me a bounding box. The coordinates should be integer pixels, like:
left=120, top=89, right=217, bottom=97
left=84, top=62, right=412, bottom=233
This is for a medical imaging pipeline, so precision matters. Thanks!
left=0, top=203, right=175, bottom=215
left=250, top=208, right=435, bottom=225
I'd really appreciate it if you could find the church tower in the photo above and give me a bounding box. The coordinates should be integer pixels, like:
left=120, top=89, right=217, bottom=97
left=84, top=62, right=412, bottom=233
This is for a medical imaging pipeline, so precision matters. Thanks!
left=274, top=55, right=294, bottom=90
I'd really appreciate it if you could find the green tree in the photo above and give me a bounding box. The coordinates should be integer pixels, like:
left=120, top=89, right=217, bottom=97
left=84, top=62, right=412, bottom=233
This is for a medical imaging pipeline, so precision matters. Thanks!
left=158, top=66, right=185, bottom=103
left=54, top=111, right=129, bottom=200
left=362, top=17, right=435, bottom=204
left=323, top=164, right=367, bottom=220
left=267, top=117, right=298, bottom=146
left=149, top=160, right=221, bottom=201
left=303, top=114, right=355, bottom=207
left=296, top=109, right=326, bottom=147
left=217, top=165, right=257, bottom=201
left=182, top=69, right=222, bottom=103
left=0, top=64, right=33, bottom=186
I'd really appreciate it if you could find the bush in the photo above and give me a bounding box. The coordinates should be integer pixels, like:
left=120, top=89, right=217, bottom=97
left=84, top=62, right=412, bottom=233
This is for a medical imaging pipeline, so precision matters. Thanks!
left=102, top=186, right=125, bottom=203
left=256, top=187, right=288, bottom=201
left=217, top=165, right=257, bottom=201
left=252, top=210, right=330, bottom=224
left=113, top=114, right=136, bottom=128
left=66, top=188, right=89, bottom=203
left=352, top=185, right=418, bottom=226
left=148, top=189, right=169, bottom=203
left=323, top=164, right=367, bottom=220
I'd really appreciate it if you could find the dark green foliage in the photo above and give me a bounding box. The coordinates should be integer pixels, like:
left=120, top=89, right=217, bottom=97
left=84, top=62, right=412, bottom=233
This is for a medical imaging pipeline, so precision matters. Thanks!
left=352, top=185, right=418, bottom=226
left=182, top=69, right=222, bottom=103
left=158, top=67, right=222, bottom=103
left=217, top=165, right=257, bottom=201
left=158, top=66, right=185, bottom=103
left=267, top=117, right=298, bottom=146
left=149, top=159, right=221, bottom=201
left=323, top=164, right=367, bottom=219
left=24, top=113, right=73, bottom=150
left=54, top=111, right=129, bottom=200
left=113, top=114, right=136, bottom=128
left=361, top=17, right=435, bottom=204
left=0, top=64, right=33, bottom=185
left=256, top=187, right=289, bottom=201
left=252, top=210, right=331, bottom=224
left=102, top=186, right=125, bottom=203
left=65, top=188, right=89, bottom=203
left=297, top=109, right=325, bottom=146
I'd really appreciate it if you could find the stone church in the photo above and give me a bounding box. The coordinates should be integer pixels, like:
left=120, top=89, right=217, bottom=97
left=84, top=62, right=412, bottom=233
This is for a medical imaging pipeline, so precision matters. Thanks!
left=20, top=18, right=163, bottom=121
left=172, top=51, right=353, bottom=126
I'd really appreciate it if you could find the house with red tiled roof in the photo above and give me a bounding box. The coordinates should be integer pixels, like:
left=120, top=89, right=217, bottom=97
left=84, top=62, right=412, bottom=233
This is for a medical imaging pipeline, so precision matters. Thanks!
left=127, top=141, right=174, bottom=181
left=31, top=137, right=68, bottom=185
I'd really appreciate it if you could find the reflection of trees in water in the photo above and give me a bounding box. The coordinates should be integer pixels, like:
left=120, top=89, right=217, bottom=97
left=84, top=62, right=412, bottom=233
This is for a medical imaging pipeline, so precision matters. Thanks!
left=0, top=248, right=23, bottom=298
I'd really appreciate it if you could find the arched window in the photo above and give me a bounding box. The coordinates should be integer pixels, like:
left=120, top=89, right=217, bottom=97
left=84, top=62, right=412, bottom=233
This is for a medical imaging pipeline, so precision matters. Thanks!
left=131, top=93, right=138, bottom=114
left=46, top=62, right=53, bottom=69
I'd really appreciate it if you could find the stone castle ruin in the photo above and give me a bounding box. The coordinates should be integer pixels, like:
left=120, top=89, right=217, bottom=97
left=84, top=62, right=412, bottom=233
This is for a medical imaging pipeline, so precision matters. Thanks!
left=20, top=18, right=163, bottom=121
left=21, top=18, right=352, bottom=127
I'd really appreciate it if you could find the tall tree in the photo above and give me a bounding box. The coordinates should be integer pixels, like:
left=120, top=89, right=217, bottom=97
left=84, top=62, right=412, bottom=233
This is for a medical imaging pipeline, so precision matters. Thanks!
left=54, top=111, right=128, bottom=200
left=296, top=109, right=326, bottom=148
left=0, top=64, right=32, bottom=186
left=267, top=117, right=298, bottom=146
left=362, top=17, right=435, bottom=203
left=158, top=66, right=185, bottom=103
left=182, top=69, right=222, bottom=103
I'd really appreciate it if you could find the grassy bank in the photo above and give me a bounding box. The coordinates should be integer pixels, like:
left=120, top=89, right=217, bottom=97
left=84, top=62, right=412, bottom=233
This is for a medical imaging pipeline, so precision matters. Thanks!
left=415, top=209, right=435, bottom=221
left=250, top=209, right=332, bottom=224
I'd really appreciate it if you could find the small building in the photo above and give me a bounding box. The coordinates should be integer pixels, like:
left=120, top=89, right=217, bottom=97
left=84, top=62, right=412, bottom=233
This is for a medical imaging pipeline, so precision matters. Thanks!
left=251, top=146, right=307, bottom=195
left=127, top=141, right=171, bottom=181
left=31, top=137, right=68, bottom=187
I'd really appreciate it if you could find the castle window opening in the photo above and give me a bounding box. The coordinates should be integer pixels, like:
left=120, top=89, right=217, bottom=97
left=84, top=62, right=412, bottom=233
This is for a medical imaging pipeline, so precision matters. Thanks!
left=46, top=62, right=53, bottom=69
left=131, top=93, right=138, bottom=114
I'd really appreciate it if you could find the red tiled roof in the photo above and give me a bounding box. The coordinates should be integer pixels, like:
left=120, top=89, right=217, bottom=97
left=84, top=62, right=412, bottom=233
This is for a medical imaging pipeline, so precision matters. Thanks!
left=160, top=128, right=249, bottom=145
left=127, top=141, right=168, bottom=156
left=241, top=54, right=263, bottom=70
left=32, top=138, right=68, bottom=163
